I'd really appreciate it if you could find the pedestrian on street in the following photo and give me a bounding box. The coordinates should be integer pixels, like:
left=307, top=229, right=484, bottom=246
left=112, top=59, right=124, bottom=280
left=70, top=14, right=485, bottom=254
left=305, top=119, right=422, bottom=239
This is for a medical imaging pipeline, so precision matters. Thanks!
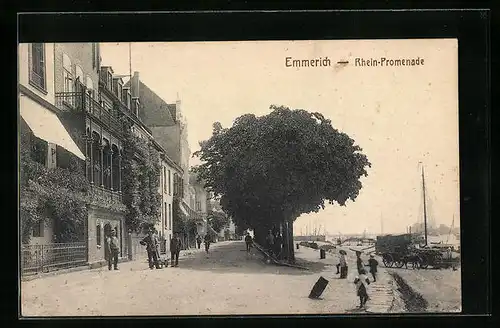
left=170, top=233, right=182, bottom=267
left=196, top=235, right=202, bottom=249
left=140, top=229, right=161, bottom=269
left=266, top=230, right=275, bottom=255
left=274, top=233, right=283, bottom=259
left=354, top=269, right=371, bottom=309
left=244, top=233, right=253, bottom=253
left=204, top=234, right=211, bottom=253
left=106, top=229, right=120, bottom=271
left=356, top=250, right=364, bottom=274
left=367, top=254, right=379, bottom=282
left=337, top=249, right=348, bottom=279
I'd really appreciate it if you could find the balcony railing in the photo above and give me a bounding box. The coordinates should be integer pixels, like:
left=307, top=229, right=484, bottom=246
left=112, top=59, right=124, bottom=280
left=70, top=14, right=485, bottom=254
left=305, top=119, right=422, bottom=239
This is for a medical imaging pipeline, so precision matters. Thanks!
left=55, top=91, right=126, bottom=137
left=90, top=184, right=123, bottom=204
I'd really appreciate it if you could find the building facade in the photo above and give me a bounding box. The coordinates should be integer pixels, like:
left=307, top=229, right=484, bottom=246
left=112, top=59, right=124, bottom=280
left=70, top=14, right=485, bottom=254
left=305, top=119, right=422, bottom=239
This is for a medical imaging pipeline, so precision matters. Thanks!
left=19, top=43, right=87, bottom=246
left=53, top=43, right=133, bottom=265
left=125, top=73, right=192, bottom=246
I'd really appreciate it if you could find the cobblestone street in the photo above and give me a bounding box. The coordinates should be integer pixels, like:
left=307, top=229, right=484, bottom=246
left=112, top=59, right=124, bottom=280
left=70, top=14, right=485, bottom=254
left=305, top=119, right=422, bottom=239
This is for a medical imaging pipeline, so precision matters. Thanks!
left=21, top=241, right=395, bottom=316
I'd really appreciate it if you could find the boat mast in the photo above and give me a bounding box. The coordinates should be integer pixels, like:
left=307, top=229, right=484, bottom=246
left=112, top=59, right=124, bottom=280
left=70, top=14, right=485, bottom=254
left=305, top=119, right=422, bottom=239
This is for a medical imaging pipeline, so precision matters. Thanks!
left=422, top=165, right=428, bottom=246
left=446, top=214, right=455, bottom=244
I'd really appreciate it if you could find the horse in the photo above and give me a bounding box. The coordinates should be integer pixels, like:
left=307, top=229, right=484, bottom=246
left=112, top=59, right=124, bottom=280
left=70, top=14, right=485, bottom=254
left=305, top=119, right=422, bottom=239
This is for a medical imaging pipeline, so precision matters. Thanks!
left=402, top=254, right=421, bottom=269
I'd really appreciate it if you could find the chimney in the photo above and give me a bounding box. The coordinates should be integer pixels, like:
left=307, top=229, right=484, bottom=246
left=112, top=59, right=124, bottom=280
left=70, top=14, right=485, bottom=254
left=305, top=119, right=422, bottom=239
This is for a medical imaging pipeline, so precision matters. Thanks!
left=131, top=71, right=140, bottom=98
left=175, top=98, right=181, bottom=122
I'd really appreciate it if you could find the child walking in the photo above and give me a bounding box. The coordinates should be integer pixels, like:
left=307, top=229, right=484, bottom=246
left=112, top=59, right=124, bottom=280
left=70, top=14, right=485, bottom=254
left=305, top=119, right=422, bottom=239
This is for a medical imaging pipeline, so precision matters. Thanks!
left=354, top=269, right=371, bottom=309
left=368, top=254, right=379, bottom=282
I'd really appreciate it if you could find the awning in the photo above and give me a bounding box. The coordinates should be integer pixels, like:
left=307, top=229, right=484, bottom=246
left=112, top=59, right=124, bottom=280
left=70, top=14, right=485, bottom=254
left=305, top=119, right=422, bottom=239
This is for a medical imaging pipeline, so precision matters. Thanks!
left=20, top=94, right=86, bottom=160
left=179, top=202, right=189, bottom=217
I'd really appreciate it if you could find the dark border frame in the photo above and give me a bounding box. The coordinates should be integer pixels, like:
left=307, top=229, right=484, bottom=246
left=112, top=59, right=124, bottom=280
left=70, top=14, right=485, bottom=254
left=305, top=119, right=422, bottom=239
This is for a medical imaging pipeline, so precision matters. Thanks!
left=14, top=9, right=491, bottom=326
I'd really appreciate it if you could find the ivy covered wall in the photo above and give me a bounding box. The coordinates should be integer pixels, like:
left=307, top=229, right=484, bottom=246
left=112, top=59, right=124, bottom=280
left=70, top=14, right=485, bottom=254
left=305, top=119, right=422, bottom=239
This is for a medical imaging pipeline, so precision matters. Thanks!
left=19, top=122, right=89, bottom=244
left=121, top=129, right=162, bottom=233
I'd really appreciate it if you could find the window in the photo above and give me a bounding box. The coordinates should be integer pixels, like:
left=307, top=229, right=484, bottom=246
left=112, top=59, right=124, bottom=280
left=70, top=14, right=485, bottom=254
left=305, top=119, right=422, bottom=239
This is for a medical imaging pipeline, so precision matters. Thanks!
left=161, top=203, right=165, bottom=233
left=167, top=203, right=170, bottom=229
left=160, top=168, right=164, bottom=193
left=168, top=170, right=171, bottom=195
left=163, top=167, right=167, bottom=192
left=168, top=204, right=172, bottom=229
left=62, top=54, right=73, bottom=93
left=96, top=224, right=101, bottom=246
left=196, top=201, right=201, bottom=212
left=47, top=143, right=57, bottom=169
left=29, top=43, right=46, bottom=91
left=32, top=221, right=44, bottom=237
left=86, top=76, right=94, bottom=98
left=134, top=99, right=140, bottom=117
left=107, top=72, right=112, bottom=90
left=75, top=66, right=84, bottom=89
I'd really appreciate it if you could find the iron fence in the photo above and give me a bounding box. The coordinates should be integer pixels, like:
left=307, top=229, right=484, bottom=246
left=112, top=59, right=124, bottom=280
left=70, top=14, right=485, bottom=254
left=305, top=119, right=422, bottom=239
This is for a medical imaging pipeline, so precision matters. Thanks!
left=21, top=242, right=87, bottom=276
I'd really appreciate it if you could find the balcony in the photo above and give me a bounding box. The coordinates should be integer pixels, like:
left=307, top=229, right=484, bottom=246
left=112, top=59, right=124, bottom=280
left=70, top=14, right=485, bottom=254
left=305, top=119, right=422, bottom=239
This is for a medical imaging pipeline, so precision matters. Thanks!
left=89, top=184, right=125, bottom=211
left=55, top=91, right=126, bottom=137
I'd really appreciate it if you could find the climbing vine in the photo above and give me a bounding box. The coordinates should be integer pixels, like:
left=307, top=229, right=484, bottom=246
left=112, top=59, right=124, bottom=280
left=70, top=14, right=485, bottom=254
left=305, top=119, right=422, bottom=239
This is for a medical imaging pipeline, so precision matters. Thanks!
left=19, top=125, right=90, bottom=244
left=121, top=129, right=161, bottom=233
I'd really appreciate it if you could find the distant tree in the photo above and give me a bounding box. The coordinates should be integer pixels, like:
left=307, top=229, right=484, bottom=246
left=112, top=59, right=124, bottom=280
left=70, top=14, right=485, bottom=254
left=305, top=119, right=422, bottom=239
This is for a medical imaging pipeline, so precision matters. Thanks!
left=193, top=105, right=371, bottom=262
left=207, top=210, right=230, bottom=233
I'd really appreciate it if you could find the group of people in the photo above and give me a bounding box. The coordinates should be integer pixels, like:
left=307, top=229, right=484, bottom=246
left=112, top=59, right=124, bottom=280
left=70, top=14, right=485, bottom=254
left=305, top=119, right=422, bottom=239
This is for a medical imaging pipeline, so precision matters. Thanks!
left=139, top=230, right=182, bottom=269
left=196, top=234, right=212, bottom=253
left=335, top=249, right=380, bottom=309
left=265, top=229, right=284, bottom=259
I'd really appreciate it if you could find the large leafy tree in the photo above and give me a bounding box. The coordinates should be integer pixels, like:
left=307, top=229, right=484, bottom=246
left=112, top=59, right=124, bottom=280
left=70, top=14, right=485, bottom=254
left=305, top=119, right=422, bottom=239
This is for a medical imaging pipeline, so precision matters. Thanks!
left=207, top=210, right=230, bottom=233
left=193, top=105, right=371, bottom=262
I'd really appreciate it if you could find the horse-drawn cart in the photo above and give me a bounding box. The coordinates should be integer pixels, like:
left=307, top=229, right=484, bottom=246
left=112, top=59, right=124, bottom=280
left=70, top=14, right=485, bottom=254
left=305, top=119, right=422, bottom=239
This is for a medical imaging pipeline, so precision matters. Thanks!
left=375, top=233, right=414, bottom=268
left=375, top=233, right=460, bottom=270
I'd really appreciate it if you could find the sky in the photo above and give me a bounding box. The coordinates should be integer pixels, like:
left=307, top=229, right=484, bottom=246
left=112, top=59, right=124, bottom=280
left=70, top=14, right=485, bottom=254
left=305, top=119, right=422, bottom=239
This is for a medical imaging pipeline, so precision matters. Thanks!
left=100, top=39, right=460, bottom=235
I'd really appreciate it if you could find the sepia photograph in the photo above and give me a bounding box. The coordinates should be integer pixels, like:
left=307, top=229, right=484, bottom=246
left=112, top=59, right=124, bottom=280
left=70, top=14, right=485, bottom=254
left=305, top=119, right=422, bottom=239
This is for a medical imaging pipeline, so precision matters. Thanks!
left=19, top=39, right=461, bottom=316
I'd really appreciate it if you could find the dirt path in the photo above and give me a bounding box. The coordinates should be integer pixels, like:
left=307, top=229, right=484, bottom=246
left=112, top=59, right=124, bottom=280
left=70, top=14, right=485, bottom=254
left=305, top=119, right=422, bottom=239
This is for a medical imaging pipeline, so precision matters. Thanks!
left=22, top=241, right=375, bottom=316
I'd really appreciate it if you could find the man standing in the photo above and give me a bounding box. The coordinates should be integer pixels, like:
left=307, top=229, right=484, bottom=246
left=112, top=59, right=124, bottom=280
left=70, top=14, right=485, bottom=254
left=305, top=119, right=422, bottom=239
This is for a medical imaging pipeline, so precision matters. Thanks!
left=106, top=229, right=120, bottom=271
left=356, top=250, right=364, bottom=274
left=274, top=233, right=283, bottom=259
left=204, top=234, right=211, bottom=253
left=337, top=250, right=348, bottom=279
left=244, top=233, right=253, bottom=253
left=140, top=229, right=160, bottom=269
left=265, top=230, right=275, bottom=255
left=196, top=235, right=202, bottom=249
left=170, top=233, right=182, bottom=267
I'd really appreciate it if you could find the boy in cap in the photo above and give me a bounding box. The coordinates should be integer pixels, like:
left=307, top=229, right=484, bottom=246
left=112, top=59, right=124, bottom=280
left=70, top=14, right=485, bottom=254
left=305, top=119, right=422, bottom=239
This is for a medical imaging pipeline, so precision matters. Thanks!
left=356, top=250, right=364, bottom=274
left=354, top=269, right=371, bottom=309
left=368, top=254, right=379, bottom=282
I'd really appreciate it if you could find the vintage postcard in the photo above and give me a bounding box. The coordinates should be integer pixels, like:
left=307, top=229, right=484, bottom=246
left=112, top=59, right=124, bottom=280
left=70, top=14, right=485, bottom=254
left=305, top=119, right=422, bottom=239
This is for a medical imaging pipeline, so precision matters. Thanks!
left=19, top=39, right=460, bottom=316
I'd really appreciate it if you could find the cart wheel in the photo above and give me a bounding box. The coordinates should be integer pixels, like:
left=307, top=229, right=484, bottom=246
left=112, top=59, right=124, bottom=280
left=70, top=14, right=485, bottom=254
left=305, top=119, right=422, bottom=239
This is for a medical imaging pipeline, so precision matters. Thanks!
left=382, top=254, right=394, bottom=268
left=395, top=258, right=406, bottom=268
left=432, top=253, right=443, bottom=268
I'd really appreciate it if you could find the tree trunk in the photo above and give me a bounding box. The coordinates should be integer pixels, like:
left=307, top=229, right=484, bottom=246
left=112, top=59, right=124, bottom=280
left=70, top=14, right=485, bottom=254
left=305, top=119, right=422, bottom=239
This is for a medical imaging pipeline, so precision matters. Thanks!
left=288, top=218, right=295, bottom=263
left=253, top=225, right=268, bottom=246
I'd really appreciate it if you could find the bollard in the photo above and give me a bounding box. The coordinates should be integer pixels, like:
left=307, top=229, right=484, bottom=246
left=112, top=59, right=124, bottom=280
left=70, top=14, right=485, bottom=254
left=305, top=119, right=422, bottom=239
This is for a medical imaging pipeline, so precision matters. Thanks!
left=320, top=248, right=326, bottom=259
left=296, top=243, right=300, bottom=250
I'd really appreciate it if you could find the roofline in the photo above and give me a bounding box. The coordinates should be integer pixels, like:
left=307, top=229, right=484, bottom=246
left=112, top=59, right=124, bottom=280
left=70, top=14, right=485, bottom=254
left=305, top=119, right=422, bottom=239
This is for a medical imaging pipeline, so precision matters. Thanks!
left=150, top=139, right=183, bottom=173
